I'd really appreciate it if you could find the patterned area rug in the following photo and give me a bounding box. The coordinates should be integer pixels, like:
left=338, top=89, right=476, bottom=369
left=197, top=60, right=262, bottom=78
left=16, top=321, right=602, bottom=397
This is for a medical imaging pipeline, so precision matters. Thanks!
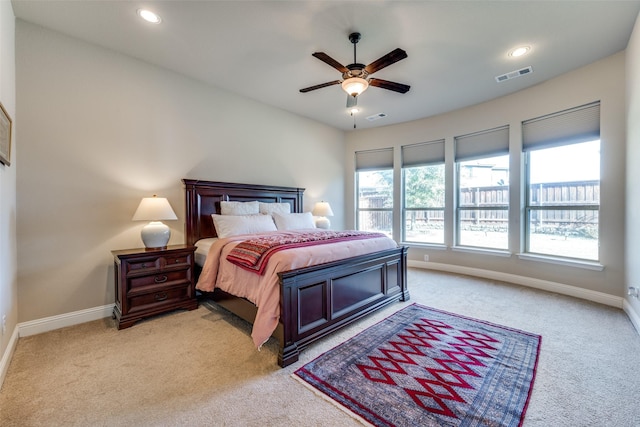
left=294, top=304, right=541, bottom=427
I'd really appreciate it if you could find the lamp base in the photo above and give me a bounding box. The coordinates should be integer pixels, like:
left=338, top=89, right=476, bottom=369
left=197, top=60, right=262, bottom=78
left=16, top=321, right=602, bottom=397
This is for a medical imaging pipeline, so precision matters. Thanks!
left=141, top=221, right=171, bottom=248
left=315, top=216, right=331, bottom=229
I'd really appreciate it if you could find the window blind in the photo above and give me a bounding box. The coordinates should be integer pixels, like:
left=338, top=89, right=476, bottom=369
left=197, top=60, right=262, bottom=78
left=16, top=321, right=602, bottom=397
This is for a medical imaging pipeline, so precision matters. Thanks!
left=401, top=139, right=445, bottom=167
left=455, top=125, right=509, bottom=161
left=355, top=148, right=394, bottom=171
left=522, top=101, right=600, bottom=151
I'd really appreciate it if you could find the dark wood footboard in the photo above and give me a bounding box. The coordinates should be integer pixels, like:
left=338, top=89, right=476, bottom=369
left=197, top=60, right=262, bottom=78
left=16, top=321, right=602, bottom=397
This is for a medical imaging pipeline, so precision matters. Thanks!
left=206, top=246, right=409, bottom=367
left=278, top=246, right=409, bottom=367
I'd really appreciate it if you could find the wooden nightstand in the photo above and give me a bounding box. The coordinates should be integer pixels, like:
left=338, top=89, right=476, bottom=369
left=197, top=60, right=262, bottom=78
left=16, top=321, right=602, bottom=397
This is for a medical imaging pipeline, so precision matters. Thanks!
left=112, top=244, right=198, bottom=329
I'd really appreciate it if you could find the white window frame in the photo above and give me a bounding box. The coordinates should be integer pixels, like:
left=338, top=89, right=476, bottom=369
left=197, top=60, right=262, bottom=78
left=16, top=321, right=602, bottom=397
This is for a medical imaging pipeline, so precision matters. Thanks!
left=454, top=126, right=510, bottom=251
left=355, top=148, right=394, bottom=235
left=521, top=102, right=601, bottom=262
left=401, top=140, right=446, bottom=245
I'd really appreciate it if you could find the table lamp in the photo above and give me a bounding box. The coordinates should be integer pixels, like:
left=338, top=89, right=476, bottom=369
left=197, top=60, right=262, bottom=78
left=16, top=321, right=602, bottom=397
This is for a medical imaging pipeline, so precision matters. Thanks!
left=312, top=201, right=334, bottom=229
left=132, top=195, right=178, bottom=248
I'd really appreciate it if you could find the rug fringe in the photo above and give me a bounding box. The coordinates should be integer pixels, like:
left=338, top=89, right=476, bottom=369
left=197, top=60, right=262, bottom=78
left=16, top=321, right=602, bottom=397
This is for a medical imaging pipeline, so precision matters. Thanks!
left=291, top=373, right=374, bottom=427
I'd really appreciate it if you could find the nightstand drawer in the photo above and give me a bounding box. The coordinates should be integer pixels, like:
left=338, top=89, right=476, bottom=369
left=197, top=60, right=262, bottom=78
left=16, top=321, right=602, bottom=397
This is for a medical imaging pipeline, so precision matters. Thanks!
left=127, top=284, right=191, bottom=313
left=125, top=253, right=192, bottom=274
left=125, top=257, right=162, bottom=273
left=128, top=269, right=190, bottom=290
left=163, top=253, right=192, bottom=268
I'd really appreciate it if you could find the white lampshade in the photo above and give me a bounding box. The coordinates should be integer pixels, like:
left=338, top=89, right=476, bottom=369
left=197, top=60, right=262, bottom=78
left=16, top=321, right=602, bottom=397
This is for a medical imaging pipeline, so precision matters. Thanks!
left=312, top=201, right=334, bottom=229
left=312, top=201, right=334, bottom=217
left=341, top=77, right=369, bottom=97
left=132, top=195, right=178, bottom=248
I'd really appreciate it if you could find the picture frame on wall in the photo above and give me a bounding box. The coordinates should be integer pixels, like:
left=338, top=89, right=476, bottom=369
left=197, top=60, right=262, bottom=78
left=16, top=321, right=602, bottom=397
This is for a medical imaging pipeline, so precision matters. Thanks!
left=0, top=101, right=12, bottom=167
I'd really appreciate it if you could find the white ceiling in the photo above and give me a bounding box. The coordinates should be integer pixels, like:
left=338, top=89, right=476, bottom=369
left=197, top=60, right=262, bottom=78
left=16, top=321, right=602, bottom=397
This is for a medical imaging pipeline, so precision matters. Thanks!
left=11, top=1, right=640, bottom=131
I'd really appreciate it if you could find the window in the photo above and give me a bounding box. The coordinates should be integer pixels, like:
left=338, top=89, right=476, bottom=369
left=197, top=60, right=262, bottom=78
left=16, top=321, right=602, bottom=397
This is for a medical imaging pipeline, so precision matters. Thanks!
left=402, top=140, right=445, bottom=244
left=523, top=102, right=600, bottom=261
left=455, top=126, right=510, bottom=250
left=356, top=148, right=394, bottom=236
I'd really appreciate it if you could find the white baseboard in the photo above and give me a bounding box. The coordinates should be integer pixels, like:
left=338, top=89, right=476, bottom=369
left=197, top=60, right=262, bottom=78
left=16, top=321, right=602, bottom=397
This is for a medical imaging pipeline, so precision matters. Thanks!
left=18, top=304, right=114, bottom=337
left=408, top=260, right=624, bottom=308
left=0, top=326, right=20, bottom=391
left=623, top=300, right=640, bottom=334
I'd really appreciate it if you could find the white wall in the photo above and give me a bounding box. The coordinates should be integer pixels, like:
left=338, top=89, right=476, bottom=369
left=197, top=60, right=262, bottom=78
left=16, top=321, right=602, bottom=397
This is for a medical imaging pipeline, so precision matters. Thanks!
left=626, top=12, right=640, bottom=325
left=15, top=21, right=345, bottom=323
left=0, top=0, right=17, bottom=381
left=346, top=52, right=627, bottom=298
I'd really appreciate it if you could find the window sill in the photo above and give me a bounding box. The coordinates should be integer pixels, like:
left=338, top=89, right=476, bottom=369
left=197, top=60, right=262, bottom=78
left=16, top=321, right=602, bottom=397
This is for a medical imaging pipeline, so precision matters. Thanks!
left=516, top=253, right=604, bottom=271
left=451, top=246, right=512, bottom=257
left=401, top=242, right=447, bottom=250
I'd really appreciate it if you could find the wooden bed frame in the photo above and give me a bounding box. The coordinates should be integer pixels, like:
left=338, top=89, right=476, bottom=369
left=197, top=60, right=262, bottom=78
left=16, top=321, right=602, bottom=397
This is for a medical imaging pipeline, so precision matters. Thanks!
left=183, top=179, right=409, bottom=367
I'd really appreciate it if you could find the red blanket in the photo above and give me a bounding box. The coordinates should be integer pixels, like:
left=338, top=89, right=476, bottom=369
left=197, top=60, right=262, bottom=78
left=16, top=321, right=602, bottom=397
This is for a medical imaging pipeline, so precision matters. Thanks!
left=226, top=230, right=387, bottom=275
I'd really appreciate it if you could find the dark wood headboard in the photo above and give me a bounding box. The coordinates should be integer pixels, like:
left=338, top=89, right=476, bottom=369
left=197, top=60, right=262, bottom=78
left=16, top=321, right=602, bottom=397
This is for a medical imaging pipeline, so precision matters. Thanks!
left=183, top=179, right=305, bottom=246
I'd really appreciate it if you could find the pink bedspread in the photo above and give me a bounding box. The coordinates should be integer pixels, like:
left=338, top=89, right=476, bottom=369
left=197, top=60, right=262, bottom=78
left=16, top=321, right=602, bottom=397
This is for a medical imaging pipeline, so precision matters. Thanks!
left=195, top=229, right=398, bottom=348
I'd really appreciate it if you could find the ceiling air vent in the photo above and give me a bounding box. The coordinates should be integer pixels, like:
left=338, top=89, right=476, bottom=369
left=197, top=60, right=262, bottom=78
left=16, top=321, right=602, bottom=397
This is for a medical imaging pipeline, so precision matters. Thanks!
left=366, top=113, right=387, bottom=122
left=495, top=66, right=533, bottom=83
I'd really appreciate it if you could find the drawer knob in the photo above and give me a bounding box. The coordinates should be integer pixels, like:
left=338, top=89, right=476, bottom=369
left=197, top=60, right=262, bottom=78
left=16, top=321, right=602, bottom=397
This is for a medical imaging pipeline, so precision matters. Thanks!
left=155, top=292, right=168, bottom=301
left=154, top=275, right=168, bottom=284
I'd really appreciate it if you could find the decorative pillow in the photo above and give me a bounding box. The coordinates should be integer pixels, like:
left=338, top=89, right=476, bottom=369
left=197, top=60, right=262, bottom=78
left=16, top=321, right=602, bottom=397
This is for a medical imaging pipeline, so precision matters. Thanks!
left=272, top=212, right=316, bottom=231
left=220, top=201, right=260, bottom=216
left=212, top=214, right=276, bottom=238
left=259, top=202, right=291, bottom=215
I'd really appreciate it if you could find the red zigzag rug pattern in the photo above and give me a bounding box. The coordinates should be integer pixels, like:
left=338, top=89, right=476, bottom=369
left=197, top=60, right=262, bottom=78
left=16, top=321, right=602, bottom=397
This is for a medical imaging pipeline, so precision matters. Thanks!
left=294, top=304, right=541, bottom=427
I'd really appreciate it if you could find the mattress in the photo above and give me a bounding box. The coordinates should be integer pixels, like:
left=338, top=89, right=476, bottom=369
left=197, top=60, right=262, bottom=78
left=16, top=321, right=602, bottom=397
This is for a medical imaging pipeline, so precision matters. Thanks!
left=194, top=238, right=217, bottom=266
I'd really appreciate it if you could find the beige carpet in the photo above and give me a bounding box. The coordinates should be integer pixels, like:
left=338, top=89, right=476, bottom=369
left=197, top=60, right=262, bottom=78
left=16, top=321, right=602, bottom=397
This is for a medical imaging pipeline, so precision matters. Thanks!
left=1, top=268, right=639, bottom=426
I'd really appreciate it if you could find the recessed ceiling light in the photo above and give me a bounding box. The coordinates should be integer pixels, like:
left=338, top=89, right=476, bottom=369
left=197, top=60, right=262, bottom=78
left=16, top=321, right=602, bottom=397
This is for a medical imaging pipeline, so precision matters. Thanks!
left=509, top=46, right=530, bottom=58
left=137, top=9, right=162, bottom=24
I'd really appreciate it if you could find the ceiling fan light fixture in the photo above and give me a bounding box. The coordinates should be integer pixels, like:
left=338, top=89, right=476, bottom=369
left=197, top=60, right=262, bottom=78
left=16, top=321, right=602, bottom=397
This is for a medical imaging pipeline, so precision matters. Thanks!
left=342, top=77, right=369, bottom=97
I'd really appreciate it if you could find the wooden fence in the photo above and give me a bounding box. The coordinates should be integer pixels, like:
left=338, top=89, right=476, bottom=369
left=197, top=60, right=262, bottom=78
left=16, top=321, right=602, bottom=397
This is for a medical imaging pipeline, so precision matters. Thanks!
left=361, top=180, right=599, bottom=232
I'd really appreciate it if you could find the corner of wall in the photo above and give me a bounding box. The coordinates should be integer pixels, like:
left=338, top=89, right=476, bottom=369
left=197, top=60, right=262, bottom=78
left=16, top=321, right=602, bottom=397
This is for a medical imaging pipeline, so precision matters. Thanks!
left=625, top=10, right=640, bottom=320
left=0, top=325, right=18, bottom=391
left=623, top=300, right=640, bottom=335
left=0, top=0, right=18, bottom=391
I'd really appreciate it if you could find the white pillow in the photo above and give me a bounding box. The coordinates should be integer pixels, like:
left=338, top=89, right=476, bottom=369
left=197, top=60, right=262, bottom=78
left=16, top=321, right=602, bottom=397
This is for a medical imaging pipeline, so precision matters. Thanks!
left=272, top=212, right=316, bottom=230
left=220, top=201, right=259, bottom=215
left=212, top=214, right=276, bottom=238
left=259, top=202, right=291, bottom=215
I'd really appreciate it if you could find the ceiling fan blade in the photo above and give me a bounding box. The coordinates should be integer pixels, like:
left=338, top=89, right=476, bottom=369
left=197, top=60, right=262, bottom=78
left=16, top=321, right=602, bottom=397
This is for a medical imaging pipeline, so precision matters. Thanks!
left=346, top=94, right=357, bottom=108
left=300, top=80, right=342, bottom=93
left=312, top=52, right=349, bottom=73
left=364, top=48, right=408, bottom=74
left=369, top=78, right=410, bottom=94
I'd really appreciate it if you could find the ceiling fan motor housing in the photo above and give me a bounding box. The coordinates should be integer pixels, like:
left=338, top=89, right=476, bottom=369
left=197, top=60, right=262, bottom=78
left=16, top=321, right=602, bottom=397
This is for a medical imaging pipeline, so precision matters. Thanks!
left=344, top=64, right=368, bottom=79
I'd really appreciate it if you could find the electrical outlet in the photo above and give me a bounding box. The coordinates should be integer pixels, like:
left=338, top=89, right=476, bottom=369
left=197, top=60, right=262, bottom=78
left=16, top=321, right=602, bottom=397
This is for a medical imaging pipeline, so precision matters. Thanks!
left=423, top=254, right=429, bottom=262
left=629, top=287, right=639, bottom=298
left=2, top=315, right=5, bottom=335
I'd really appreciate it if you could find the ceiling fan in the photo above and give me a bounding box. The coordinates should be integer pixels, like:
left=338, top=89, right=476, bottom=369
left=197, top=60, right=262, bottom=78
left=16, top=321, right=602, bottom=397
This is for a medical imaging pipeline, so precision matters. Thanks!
left=300, top=32, right=410, bottom=108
